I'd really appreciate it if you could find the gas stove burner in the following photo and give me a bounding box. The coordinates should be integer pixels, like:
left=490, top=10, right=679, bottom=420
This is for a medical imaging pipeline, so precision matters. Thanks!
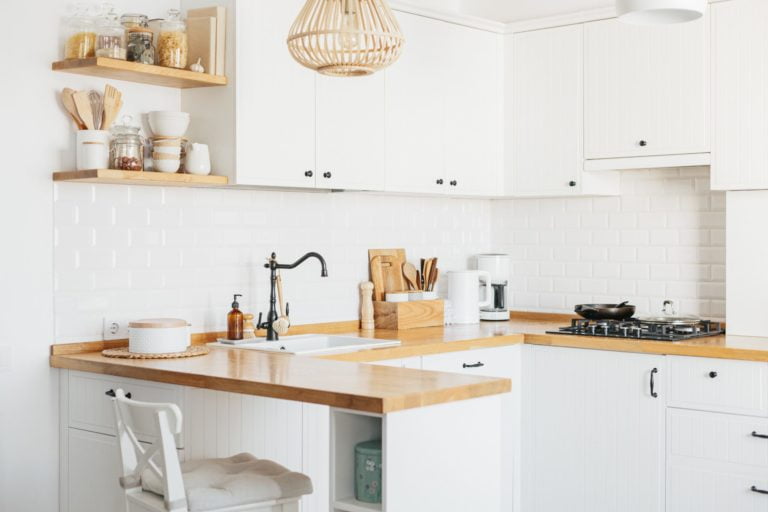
left=548, top=317, right=724, bottom=342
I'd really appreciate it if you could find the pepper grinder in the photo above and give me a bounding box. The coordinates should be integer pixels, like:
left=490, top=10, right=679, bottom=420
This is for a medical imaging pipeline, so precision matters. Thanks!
left=360, top=281, right=375, bottom=331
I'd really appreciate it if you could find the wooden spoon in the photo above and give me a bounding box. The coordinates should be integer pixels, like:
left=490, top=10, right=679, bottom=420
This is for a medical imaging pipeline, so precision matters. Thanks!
left=73, top=90, right=95, bottom=130
left=61, top=88, right=86, bottom=130
left=428, top=267, right=439, bottom=292
left=402, top=262, right=419, bottom=291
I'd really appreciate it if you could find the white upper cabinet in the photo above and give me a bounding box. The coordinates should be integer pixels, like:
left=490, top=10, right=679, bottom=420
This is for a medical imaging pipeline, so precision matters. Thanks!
left=584, top=16, right=709, bottom=167
left=385, top=12, right=502, bottom=197
left=506, top=25, right=619, bottom=197
left=316, top=74, right=386, bottom=191
left=711, top=0, right=768, bottom=190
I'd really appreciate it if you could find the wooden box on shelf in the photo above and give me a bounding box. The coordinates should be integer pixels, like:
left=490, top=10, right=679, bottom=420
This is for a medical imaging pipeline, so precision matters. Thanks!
left=372, top=300, right=444, bottom=330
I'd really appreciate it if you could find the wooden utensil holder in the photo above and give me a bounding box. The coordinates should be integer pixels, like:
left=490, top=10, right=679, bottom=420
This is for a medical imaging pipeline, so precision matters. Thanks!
left=373, top=299, right=444, bottom=330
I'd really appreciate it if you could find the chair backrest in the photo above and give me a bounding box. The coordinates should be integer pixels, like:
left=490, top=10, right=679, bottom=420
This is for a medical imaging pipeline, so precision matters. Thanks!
left=110, top=388, right=187, bottom=511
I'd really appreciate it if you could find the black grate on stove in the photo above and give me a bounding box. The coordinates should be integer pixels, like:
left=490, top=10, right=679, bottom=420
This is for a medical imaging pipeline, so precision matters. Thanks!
left=546, top=318, right=724, bottom=342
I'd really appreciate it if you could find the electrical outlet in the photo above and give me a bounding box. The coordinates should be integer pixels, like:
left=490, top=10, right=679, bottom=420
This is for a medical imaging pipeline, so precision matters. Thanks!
left=103, top=317, right=129, bottom=340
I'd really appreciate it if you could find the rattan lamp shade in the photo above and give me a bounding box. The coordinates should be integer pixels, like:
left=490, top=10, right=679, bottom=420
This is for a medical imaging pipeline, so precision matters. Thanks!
left=287, top=0, right=405, bottom=77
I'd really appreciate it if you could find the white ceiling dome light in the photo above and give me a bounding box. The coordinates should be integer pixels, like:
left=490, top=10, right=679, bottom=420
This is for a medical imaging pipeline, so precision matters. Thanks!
left=617, top=0, right=706, bottom=25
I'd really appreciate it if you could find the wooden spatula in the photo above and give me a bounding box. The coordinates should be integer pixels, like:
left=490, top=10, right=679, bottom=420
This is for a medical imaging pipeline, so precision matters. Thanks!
left=73, top=90, right=95, bottom=130
left=61, top=88, right=86, bottom=130
left=102, top=84, right=123, bottom=129
left=402, top=262, right=419, bottom=291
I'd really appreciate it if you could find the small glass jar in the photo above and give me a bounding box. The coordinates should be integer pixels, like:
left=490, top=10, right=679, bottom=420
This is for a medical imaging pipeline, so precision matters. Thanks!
left=127, top=27, right=155, bottom=64
left=120, top=13, right=148, bottom=29
left=157, top=9, right=188, bottom=69
left=64, top=4, right=97, bottom=59
left=95, top=5, right=126, bottom=59
left=110, top=117, right=144, bottom=171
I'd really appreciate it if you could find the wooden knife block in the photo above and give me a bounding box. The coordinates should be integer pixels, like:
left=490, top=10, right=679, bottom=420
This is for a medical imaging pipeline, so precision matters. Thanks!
left=373, top=300, right=444, bottom=330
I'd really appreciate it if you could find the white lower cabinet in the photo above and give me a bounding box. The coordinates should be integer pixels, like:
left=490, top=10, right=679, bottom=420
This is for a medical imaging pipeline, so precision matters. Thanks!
left=66, top=429, right=131, bottom=512
left=523, top=346, right=665, bottom=512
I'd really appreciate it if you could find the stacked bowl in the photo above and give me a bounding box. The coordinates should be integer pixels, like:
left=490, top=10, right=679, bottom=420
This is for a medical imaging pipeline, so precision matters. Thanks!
left=148, top=111, right=190, bottom=173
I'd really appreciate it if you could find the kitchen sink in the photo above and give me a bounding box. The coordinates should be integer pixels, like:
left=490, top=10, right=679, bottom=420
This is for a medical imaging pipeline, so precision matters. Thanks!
left=211, top=334, right=401, bottom=356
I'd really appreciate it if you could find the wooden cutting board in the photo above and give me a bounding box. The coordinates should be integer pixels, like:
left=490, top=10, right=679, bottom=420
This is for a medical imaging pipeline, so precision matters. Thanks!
left=368, top=249, right=407, bottom=300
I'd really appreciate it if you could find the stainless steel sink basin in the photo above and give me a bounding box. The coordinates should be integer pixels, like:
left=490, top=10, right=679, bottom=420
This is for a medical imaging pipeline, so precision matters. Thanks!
left=211, top=334, right=401, bottom=356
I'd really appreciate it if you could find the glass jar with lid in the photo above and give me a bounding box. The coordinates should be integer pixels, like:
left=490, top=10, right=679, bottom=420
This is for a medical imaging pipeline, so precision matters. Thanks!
left=120, top=13, right=148, bottom=29
left=157, top=9, right=188, bottom=69
left=110, top=117, right=144, bottom=171
left=127, top=27, right=155, bottom=64
left=95, top=4, right=126, bottom=59
left=63, top=3, right=97, bottom=59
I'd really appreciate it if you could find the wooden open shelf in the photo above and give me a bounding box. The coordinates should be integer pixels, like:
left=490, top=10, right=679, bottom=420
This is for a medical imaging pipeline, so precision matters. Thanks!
left=52, top=58, right=227, bottom=88
left=53, top=169, right=228, bottom=187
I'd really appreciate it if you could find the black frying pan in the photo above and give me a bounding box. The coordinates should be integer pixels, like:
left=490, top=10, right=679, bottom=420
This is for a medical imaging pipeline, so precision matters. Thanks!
left=575, top=302, right=636, bottom=321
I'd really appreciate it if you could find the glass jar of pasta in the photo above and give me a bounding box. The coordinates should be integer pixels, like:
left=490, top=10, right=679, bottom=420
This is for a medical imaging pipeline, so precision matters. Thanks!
left=157, top=10, right=188, bottom=69
left=64, top=4, right=97, bottom=59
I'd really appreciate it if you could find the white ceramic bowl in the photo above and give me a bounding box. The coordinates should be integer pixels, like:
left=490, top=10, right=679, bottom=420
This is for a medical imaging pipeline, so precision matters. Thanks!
left=128, top=318, right=190, bottom=354
left=153, top=145, right=182, bottom=156
left=148, top=111, right=190, bottom=137
left=154, top=158, right=180, bottom=173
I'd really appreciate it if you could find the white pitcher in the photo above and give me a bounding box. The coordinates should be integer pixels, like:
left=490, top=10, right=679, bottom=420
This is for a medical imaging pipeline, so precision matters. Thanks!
left=447, top=270, right=492, bottom=324
left=185, top=143, right=211, bottom=175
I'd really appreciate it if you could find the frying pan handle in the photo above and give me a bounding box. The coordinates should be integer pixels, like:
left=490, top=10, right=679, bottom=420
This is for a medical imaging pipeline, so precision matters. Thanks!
left=478, top=271, right=492, bottom=309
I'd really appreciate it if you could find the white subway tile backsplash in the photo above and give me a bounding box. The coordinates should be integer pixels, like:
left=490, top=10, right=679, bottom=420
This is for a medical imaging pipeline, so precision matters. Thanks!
left=54, top=168, right=726, bottom=341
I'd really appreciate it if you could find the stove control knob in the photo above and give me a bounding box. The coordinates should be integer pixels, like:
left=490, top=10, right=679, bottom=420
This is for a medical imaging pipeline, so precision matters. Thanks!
left=709, top=371, right=718, bottom=379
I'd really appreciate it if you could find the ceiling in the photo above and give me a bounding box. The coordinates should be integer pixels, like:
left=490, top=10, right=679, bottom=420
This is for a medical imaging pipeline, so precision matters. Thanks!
left=403, top=0, right=614, bottom=23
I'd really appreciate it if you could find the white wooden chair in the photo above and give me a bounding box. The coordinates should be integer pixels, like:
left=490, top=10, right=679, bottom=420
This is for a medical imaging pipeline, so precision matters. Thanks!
left=110, top=389, right=312, bottom=512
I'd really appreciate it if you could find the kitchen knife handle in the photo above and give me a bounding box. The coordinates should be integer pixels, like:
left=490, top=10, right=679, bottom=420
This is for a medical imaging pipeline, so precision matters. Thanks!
left=650, top=368, right=658, bottom=398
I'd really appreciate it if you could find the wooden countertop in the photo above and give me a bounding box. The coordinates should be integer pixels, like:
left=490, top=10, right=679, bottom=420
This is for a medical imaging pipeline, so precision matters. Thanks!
left=50, top=313, right=768, bottom=414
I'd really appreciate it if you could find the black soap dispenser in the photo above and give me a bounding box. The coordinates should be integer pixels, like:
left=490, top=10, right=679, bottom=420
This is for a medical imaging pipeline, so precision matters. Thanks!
left=227, top=294, right=244, bottom=341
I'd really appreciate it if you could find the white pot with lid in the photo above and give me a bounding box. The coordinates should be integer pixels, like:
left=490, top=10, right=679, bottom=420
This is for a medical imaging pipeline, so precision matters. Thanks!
left=128, top=318, right=191, bottom=354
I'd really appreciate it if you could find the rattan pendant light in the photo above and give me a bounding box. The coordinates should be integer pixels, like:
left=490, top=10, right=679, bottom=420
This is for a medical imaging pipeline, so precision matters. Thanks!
left=287, top=0, right=405, bottom=77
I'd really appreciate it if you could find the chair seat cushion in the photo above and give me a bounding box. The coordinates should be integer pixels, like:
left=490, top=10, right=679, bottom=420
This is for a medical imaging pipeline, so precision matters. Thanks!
left=141, top=453, right=313, bottom=511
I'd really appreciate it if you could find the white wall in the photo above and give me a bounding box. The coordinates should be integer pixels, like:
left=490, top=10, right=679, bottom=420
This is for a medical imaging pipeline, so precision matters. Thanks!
left=1, top=1, right=177, bottom=510
left=494, top=168, right=725, bottom=319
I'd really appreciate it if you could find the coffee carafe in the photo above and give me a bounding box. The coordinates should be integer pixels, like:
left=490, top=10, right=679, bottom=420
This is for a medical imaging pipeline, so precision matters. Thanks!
left=477, top=254, right=511, bottom=321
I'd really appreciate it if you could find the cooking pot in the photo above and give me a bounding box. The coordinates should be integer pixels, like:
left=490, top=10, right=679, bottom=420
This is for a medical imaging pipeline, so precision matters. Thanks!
left=574, top=302, right=636, bottom=321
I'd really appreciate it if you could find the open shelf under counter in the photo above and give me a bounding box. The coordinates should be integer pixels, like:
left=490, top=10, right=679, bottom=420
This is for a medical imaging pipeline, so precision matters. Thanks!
left=53, top=169, right=228, bottom=187
left=52, top=58, right=227, bottom=88
left=333, top=497, right=382, bottom=512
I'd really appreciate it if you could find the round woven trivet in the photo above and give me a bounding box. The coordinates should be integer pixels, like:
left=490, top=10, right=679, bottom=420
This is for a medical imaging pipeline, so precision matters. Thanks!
left=102, top=345, right=210, bottom=359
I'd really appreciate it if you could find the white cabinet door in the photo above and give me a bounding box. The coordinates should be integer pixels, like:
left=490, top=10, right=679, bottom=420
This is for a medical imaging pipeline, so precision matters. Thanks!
left=443, top=24, right=502, bottom=197
left=66, top=429, right=127, bottom=512
left=523, top=346, right=665, bottom=512
left=316, top=73, right=385, bottom=191
left=508, top=25, right=584, bottom=197
left=385, top=12, right=447, bottom=195
left=711, top=0, right=768, bottom=190
left=421, top=345, right=521, bottom=512
left=584, top=16, right=708, bottom=160
left=234, top=0, right=317, bottom=188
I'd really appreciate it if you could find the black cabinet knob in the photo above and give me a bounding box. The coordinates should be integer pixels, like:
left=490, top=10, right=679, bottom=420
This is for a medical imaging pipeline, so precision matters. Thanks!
left=449, top=180, right=458, bottom=186
left=569, top=181, right=577, bottom=187
left=323, top=172, right=332, bottom=179
left=709, top=371, right=718, bottom=378
left=436, top=179, right=444, bottom=185
left=304, top=170, right=313, bottom=178
left=639, top=140, right=648, bottom=147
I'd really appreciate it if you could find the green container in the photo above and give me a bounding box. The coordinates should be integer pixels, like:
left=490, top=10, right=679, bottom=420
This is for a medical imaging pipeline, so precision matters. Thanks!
left=355, top=439, right=382, bottom=503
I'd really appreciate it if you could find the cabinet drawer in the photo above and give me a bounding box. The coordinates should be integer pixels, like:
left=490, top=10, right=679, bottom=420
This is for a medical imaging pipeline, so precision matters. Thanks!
left=67, top=371, right=183, bottom=441
left=668, top=356, right=768, bottom=416
left=668, top=408, right=768, bottom=468
left=420, top=345, right=519, bottom=379
left=668, top=460, right=768, bottom=512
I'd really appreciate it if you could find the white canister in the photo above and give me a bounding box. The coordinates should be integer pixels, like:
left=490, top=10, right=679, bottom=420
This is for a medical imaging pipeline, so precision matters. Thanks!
left=128, top=318, right=191, bottom=354
left=185, top=143, right=211, bottom=175
left=447, top=270, right=492, bottom=324
left=76, top=130, right=110, bottom=170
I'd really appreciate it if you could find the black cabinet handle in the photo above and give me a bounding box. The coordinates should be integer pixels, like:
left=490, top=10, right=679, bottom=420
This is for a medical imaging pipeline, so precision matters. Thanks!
left=639, top=140, right=648, bottom=147
left=463, top=362, right=485, bottom=369
left=650, top=368, right=658, bottom=398
left=449, top=180, right=458, bottom=186
left=569, top=181, right=577, bottom=187
left=752, top=432, right=768, bottom=439
left=304, top=170, right=313, bottom=178
left=436, top=179, right=444, bottom=185
left=709, top=371, right=718, bottom=378
left=105, top=389, right=131, bottom=399
left=323, top=172, right=332, bottom=179
left=751, top=486, right=768, bottom=495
